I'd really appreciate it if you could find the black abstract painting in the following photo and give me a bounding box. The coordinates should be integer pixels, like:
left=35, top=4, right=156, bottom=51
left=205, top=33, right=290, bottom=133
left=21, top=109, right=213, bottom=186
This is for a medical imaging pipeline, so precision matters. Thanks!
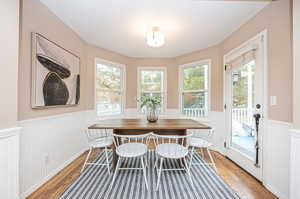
left=32, top=33, right=80, bottom=108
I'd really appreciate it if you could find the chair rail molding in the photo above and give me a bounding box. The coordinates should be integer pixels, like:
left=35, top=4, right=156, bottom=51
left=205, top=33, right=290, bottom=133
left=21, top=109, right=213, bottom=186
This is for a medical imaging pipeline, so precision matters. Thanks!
left=290, top=129, right=300, bottom=199
left=0, top=127, right=21, bottom=199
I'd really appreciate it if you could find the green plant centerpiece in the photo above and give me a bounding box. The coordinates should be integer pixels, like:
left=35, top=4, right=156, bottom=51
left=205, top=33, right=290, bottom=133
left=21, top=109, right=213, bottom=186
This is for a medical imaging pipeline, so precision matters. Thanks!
left=139, top=95, right=162, bottom=123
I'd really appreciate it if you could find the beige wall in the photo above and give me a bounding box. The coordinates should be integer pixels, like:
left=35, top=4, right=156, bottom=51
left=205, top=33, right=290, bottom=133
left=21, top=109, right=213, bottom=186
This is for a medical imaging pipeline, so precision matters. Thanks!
left=220, top=0, right=293, bottom=122
left=0, top=0, right=19, bottom=129
left=293, top=0, right=300, bottom=127
left=125, top=58, right=178, bottom=109
left=18, top=0, right=293, bottom=123
left=18, top=0, right=89, bottom=120
left=18, top=0, right=131, bottom=120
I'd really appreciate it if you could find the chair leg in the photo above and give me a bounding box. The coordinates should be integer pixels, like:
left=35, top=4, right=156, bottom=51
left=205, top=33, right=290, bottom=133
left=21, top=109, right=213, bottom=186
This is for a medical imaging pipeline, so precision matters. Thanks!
left=141, top=157, right=149, bottom=190
left=154, top=157, right=158, bottom=169
left=109, top=157, right=121, bottom=190
left=156, top=158, right=164, bottom=191
left=183, top=157, right=194, bottom=188
left=189, top=147, right=195, bottom=170
left=207, top=148, right=218, bottom=172
left=144, top=153, right=149, bottom=168
left=200, top=147, right=204, bottom=158
left=104, top=147, right=110, bottom=175
left=81, top=147, right=92, bottom=173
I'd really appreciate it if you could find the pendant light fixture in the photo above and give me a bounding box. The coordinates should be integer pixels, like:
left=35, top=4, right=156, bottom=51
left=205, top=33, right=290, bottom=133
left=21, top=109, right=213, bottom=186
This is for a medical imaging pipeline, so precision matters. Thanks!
left=147, top=26, right=165, bottom=47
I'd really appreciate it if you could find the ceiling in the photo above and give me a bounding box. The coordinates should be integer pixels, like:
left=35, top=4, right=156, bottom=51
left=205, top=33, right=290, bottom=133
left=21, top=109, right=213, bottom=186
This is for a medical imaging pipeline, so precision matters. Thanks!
left=39, top=0, right=268, bottom=58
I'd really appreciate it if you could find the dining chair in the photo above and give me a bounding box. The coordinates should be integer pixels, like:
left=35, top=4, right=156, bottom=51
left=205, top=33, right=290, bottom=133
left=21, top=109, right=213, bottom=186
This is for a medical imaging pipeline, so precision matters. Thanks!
left=81, top=129, right=113, bottom=174
left=188, top=128, right=217, bottom=172
left=110, top=133, right=152, bottom=191
left=152, top=133, right=194, bottom=191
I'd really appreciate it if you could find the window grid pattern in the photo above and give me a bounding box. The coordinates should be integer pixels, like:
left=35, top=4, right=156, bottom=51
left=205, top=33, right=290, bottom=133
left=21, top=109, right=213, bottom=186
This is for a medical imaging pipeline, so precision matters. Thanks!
left=181, top=63, right=209, bottom=117
left=139, top=69, right=166, bottom=113
left=96, top=62, right=124, bottom=116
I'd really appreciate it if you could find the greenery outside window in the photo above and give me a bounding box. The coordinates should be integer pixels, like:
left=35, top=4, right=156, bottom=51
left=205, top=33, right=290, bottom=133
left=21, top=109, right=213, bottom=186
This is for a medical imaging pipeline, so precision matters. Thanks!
left=138, top=67, right=166, bottom=113
left=180, top=60, right=210, bottom=117
left=96, top=59, right=125, bottom=116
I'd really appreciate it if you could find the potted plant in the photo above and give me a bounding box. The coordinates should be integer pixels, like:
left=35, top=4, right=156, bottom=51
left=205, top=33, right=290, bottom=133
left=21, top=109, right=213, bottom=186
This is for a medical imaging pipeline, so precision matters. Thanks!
left=139, top=95, right=162, bottom=122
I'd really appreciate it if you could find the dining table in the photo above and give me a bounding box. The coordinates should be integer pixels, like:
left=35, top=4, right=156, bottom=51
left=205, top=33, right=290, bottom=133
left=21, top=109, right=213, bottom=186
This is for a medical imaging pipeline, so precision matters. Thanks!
left=88, top=118, right=212, bottom=169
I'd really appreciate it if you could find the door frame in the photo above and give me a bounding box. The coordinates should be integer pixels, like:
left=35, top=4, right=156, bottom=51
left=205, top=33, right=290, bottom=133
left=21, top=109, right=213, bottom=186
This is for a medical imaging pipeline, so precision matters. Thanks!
left=223, top=30, right=268, bottom=181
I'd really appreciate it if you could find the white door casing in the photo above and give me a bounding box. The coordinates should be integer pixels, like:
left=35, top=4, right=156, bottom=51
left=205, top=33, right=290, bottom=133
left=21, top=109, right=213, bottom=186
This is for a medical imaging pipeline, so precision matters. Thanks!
left=224, top=31, right=268, bottom=181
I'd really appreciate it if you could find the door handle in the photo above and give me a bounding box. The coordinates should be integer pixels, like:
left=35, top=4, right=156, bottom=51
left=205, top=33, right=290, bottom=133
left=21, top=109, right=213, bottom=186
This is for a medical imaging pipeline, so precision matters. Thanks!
left=253, top=113, right=261, bottom=168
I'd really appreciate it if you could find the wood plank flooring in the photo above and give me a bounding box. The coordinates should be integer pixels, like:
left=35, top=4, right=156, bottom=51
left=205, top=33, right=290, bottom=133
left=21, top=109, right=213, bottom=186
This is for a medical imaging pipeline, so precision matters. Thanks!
left=27, top=149, right=277, bottom=199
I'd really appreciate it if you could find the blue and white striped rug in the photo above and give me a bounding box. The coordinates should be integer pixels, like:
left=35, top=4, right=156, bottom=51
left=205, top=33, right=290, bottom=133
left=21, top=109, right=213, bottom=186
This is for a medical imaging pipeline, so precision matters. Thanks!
left=60, top=150, right=240, bottom=199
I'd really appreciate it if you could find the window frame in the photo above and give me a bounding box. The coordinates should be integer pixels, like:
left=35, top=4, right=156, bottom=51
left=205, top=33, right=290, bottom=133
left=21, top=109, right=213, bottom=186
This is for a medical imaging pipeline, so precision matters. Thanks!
left=137, top=67, right=167, bottom=113
left=178, top=59, right=211, bottom=117
left=95, top=58, right=126, bottom=116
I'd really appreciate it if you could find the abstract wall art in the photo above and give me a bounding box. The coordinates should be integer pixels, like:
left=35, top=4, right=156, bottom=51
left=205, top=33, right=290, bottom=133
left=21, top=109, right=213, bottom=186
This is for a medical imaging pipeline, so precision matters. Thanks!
left=31, top=33, right=80, bottom=108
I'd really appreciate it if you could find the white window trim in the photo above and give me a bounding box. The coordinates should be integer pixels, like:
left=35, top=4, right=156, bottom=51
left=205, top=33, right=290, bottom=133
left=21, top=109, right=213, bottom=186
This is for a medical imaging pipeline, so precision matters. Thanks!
left=137, top=67, right=167, bottom=113
left=94, top=58, right=126, bottom=116
left=178, top=59, right=211, bottom=117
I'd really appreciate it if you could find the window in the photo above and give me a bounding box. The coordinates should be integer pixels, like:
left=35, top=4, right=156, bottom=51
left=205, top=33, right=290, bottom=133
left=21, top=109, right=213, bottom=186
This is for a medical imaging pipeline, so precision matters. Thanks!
left=95, top=59, right=125, bottom=116
left=179, top=60, right=210, bottom=117
left=138, top=67, right=167, bottom=113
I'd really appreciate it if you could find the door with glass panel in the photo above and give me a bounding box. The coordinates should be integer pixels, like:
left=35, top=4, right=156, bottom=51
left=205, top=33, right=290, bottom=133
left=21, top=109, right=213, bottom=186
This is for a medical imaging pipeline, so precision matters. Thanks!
left=225, top=34, right=265, bottom=180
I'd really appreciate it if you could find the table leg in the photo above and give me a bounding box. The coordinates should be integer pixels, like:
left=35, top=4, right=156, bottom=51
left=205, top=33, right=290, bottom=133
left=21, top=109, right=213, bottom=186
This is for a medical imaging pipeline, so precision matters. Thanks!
left=112, top=129, right=120, bottom=170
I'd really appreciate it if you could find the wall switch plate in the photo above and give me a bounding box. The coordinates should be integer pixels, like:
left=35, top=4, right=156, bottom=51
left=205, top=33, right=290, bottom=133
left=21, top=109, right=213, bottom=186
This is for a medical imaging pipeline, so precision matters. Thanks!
left=270, top=96, right=277, bottom=106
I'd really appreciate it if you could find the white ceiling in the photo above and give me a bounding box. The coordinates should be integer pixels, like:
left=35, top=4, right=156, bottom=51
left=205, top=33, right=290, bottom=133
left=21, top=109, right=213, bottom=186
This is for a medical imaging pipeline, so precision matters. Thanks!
left=39, top=0, right=268, bottom=58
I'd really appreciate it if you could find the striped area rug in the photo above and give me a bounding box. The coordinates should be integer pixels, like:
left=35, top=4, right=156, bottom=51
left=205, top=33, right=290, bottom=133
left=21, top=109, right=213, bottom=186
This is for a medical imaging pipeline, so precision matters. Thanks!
left=60, top=150, right=240, bottom=199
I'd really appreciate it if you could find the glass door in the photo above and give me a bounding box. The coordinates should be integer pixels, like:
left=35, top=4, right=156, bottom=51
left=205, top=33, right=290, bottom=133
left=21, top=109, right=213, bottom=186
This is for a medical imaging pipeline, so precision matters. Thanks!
left=231, top=61, right=256, bottom=159
left=225, top=34, right=265, bottom=181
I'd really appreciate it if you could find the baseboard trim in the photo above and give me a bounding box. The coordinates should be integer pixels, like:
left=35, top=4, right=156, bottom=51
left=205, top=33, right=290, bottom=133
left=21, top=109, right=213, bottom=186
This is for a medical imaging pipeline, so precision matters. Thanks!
left=20, top=147, right=87, bottom=199
left=264, top=183, right=289, bottom=199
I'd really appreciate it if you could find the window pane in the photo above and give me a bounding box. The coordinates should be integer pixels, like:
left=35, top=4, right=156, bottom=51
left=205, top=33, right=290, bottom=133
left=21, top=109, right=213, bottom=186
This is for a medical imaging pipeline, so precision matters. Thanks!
left=232, top=60, right=255, bottom=108
left=96, top=90, right=121, bottom=115
left=141, top=70, right=163, bottom=92
left=182, top=92, right=207, bottom=117
left=183, top=65, right=207, bottom=91
left=96, top=64, right=121, bottom=90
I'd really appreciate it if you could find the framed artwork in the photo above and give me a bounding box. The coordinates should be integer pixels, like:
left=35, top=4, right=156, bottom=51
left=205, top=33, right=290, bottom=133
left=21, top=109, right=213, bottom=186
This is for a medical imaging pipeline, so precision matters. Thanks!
left=31, top=33, right=80, bottom=108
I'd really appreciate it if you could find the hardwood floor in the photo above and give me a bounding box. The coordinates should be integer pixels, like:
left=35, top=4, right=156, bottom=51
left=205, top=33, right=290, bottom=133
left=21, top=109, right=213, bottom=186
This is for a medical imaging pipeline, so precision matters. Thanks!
left=27, top=148, right=277, bottom=199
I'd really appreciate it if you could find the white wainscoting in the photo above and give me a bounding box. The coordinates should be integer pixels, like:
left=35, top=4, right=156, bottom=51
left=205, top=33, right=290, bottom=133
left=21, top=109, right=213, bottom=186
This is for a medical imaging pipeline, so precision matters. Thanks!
left=20, top=109, right=292, bottom=199
left=290, top=129, right=300, bottom=199
left=19, top=111, right=89, bottom=199
left=0, top=127, right=21, bottom=199
left=263, top=120, right=292, bottom=199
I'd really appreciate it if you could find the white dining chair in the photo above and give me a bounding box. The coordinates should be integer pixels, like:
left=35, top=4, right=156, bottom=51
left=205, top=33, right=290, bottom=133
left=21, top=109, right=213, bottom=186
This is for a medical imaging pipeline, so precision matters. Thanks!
left=110, top=133, right=152, bottom=191
left=152, top=133, right=194, bottom=191
left=81, top=129, right=113, bottom=174
left=188, top=128, right=217, bottom=172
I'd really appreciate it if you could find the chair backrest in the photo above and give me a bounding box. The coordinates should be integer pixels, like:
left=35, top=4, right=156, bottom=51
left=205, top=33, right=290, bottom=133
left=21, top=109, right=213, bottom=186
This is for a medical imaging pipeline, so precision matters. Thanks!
left=112, top=133, right=152, bottom=147
left=188, top=128, right=214, bottom=139
left=152, top=133, right=193, bottom=149
left=85, top=129, right=112, bottom=142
